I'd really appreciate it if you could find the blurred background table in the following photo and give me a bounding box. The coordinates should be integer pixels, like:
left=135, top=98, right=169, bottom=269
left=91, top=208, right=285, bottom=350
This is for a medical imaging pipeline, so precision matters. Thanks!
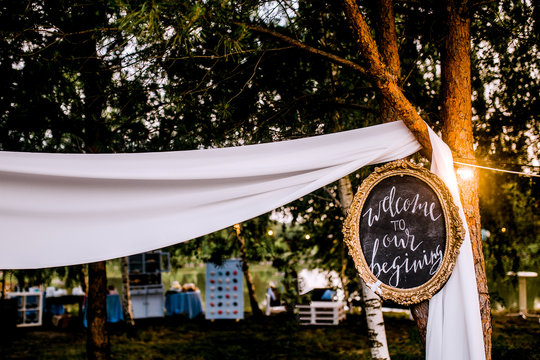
left=83, top=294, right=124, bottom=326
left=165, top=291, right=203, bottom=319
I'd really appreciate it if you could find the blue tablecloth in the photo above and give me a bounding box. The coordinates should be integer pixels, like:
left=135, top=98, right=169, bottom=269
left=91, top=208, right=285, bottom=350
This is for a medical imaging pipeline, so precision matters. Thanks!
left=106, top=294, right=124, bottom=323
left=165, top=291, right=203, bottom=319
left=48, top=303, right=65, bottom=316
left=84, top=294, right=124, bottom=326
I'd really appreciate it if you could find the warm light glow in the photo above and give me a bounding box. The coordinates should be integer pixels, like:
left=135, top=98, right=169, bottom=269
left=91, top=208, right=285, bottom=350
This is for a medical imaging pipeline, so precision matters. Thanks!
left=501, top=227, right=507, bottom=233
left=305, top=234, right=310, bottom=240
left=457, top=167, right=474, bottom=181
left=267, top=230, right=274, bottom=236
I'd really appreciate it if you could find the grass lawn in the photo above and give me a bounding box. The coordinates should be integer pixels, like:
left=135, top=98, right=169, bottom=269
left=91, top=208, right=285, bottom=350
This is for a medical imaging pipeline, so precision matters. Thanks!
left=1, top=313, right=538, bottom=360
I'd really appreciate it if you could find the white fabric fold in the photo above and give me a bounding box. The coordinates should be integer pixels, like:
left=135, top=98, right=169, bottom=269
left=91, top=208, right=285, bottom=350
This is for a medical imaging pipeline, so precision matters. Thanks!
left=0, top=121, right=420, bottom=269
left=427, top=127, right=486, bottom=360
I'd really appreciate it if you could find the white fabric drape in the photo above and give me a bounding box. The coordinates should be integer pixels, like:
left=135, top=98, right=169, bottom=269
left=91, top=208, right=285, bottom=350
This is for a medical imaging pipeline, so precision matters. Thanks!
left=0, top=121, right=420, bottom=269
left=426, top=127, right=486, bottom=360
left=0, top=120, right=484, bottom=360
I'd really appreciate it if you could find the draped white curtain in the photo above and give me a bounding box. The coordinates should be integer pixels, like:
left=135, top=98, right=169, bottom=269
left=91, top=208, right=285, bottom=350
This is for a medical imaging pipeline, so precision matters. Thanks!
left=0, top=121, right=420, bottom=268
left=0, top=120, right=484, bottom=360
left=427, top=127, right=485, bottom=360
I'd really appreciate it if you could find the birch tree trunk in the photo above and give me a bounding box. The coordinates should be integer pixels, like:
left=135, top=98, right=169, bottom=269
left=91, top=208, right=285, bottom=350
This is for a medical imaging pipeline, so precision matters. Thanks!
left=338, top=176, right=391, bottom=360
left=121, top=257, right=136, bottom=330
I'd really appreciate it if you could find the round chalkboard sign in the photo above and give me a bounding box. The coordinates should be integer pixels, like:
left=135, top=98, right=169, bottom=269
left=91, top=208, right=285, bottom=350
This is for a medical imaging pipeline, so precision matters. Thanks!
left=343, top=160, right=464, bottom=305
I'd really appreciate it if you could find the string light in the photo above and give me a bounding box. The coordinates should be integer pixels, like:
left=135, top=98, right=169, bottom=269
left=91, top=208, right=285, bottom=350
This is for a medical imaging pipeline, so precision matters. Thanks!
left=454, top=161, right=540, bottom=178
left=267, top=230, right=274, bottom=236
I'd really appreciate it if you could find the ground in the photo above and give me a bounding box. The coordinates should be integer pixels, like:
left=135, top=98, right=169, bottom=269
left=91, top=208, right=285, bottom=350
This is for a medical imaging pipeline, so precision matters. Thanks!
left=0, top=313, right=538, bottom=359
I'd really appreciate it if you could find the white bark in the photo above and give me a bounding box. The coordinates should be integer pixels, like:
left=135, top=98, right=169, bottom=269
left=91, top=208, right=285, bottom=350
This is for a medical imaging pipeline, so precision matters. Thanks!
left=361, top=280, right=391, bottom=359
left=338, top=176, right=391, bottom=360
left=121, top=256, right=135, bottom=327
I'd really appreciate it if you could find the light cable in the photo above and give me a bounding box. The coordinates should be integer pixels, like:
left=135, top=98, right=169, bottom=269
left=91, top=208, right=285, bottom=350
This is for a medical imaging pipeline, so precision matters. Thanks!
left=453, top=161, right=540, bottom=177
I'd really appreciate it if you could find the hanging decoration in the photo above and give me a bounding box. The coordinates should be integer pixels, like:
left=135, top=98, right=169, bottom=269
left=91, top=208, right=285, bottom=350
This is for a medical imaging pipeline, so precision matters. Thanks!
left=343, top=160, right=464, bottom=305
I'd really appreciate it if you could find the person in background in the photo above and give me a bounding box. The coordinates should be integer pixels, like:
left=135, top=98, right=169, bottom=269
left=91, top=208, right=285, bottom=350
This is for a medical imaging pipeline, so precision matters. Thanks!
left=320, top=288, right=336, bottom=301
left=107, top=285, right=118, bottom=295
left=182, top=283, right=198, bottom=292
left=170, top=281, right=182, bottom=292
left=267, top=281, right=280, bottom=306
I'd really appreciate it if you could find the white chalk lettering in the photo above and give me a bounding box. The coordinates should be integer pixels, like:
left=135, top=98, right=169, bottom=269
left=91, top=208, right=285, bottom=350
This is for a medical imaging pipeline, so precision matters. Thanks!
left=379, top=231, right=423, bottom=252
left=362, top=186, right=442, bottom=226
left=369, top=237, right=442, bottom=288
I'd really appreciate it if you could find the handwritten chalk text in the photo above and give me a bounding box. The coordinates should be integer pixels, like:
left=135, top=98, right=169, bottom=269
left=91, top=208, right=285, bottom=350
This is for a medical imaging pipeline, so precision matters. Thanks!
left=362, top=186, right=442, bottom=226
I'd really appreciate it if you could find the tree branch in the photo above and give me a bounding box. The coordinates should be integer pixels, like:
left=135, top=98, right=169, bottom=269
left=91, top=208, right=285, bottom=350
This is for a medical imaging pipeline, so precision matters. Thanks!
left=331, top=99, right=378, bottom=113
left=341, top=0, right=433, bottom=158
left=395, top=0, right=430, bottom=5
left=236, top=22, right=369, bottom=78
left=471, top=0, right=498, bottom=8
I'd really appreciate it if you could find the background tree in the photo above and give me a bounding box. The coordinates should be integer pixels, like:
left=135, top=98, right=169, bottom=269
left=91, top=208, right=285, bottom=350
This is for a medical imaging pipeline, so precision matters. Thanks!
left=0, top=2, right=150, bottom=359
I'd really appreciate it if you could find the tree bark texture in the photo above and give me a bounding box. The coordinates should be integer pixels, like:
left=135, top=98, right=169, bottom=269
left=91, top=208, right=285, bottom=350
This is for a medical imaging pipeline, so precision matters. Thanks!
left=234, top=224, right=264, bottom=318
left=361, top=282, right=391, bottom=360
left=341, top=0, right=432, bottom=158
left=338, top=177, right=391, bottom=360
left=410, top=300, right=429, bottom=345
left=86, top=261, right=110, bottom=360
left=440, top=1, right=491, bottom=358
left=373, top=0, right=401, bottom=123
left=121, top=257, right=136, bottom=328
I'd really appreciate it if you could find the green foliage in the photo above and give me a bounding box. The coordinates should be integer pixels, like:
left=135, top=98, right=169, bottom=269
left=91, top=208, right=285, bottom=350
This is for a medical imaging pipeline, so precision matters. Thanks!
left=470, top=0, right=539, bottom=280
left=166, top=214, right=280, bottom=269
left=481, top=175, right=539, bottom=279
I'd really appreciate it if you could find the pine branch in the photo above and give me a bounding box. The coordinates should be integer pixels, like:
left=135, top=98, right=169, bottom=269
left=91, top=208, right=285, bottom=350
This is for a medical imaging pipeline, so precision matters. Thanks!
left=332, top=100, right=377, bottom=113
left=236, top=22, right=369, bottom=78
left=471, top=0, right=498, bottom=8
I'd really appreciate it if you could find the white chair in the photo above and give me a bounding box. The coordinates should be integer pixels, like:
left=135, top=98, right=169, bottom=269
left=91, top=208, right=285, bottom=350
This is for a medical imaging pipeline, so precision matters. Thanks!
left=296, top=301, right=346, bottom=325
left=265, top=293, right=287, bottom=316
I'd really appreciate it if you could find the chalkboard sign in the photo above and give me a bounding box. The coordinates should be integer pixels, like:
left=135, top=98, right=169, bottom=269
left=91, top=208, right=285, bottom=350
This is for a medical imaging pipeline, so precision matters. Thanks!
left=343, top=160, right=464, bottom=305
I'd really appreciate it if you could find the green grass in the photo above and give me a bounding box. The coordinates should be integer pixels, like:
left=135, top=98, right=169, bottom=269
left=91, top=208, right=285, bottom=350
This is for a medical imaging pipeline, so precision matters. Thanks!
left=1, top=314, right=538, bottom=360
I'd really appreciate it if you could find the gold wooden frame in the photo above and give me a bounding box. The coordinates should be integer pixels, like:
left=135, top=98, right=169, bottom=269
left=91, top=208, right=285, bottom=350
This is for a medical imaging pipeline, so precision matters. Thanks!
left=343, top=160, right=465, bottom=305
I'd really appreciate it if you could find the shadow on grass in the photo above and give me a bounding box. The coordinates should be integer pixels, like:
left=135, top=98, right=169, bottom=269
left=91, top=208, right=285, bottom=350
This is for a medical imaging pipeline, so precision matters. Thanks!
left=1, top=313, right=538, bottom=360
